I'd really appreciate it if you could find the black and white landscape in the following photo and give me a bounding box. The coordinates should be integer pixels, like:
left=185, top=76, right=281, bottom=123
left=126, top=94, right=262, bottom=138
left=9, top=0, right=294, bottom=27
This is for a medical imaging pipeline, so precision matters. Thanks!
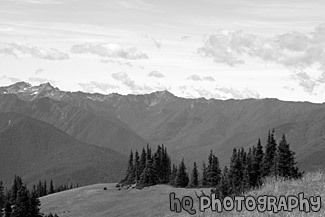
left=1, top=0, right=325, bottom=217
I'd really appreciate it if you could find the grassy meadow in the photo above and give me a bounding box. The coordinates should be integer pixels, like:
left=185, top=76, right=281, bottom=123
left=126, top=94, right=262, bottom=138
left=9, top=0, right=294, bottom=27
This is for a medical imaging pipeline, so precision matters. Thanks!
left=40, top=171, right=325, bottom=217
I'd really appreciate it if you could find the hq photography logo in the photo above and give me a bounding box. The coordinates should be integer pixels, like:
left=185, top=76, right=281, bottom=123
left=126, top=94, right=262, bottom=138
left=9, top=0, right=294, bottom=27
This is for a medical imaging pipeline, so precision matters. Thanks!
left=169, top=192, right=322, bottom=215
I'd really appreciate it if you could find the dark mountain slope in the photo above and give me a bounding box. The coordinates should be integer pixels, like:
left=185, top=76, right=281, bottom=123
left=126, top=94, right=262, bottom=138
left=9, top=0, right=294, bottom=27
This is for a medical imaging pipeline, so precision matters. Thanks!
left=0, top=112, right=127, bottom=186
left=0, top=94, right=146, bottom=155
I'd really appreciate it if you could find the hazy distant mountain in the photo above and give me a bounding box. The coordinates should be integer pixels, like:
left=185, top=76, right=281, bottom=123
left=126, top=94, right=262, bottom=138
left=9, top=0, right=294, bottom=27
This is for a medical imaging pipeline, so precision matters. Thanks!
left=0, top=112, right=127, bottom=187
left=0, top=91, right=146, bottom=155
left=2, top=82, right=325, bottom=172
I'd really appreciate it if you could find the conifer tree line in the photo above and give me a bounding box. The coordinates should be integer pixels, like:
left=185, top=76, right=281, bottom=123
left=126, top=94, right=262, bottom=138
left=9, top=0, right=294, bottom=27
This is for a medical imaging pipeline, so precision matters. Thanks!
left=120, top=130, right=303, bottom=196
left=119, top=144, right=172, bottom=188
left=33, top=180, right=78, bottom=198
left=0, top=176, right=69, bottom=217
left=212, top=130, right=303, bottom=198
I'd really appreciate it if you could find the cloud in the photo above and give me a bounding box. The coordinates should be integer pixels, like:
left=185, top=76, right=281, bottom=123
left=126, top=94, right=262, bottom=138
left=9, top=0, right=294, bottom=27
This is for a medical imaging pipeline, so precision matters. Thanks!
left=203, top=76, right=215, bottom=82
left=78, top=81, right=119, bottom=93
left=187, top=75, right=202, bottom=81
left=0, top=76, right=21, bottom=83
left=215, top=87, right=260, bottom=99
left=71, top=43, right=148, bottom=60
left=0, top=42, right=69, bottom=60
left=194, top=88, right=224, bottom=99
left=144, top=35, right=162, bottom=49
left=197, top=30, right=246, bottom=66
left=198, top=24, right=325, bottom=94
left=152, top=38, right=162, bottom=49
left=197, top=24, right=325, bottom=70
left=100, top=59, right=133, bottom=67
left=178, top=85, right=259, bottom=99
left=292, top=72, right=317, bottom=94
left=148, top=71, right=164, bottom=78
left=111, top=72, right=152, bottom=93
left=28, top=77, right=56, bottom=85
left=35, top=69, right=44, bottom=74
left=187, top=74, right=215, bottom=82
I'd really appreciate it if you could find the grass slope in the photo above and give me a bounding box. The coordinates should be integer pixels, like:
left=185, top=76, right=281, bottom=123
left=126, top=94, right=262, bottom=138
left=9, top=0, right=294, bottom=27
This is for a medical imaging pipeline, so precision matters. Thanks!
left=41, top=172, right=325, bottom=217
left=40, top=184, right=210, bottom=217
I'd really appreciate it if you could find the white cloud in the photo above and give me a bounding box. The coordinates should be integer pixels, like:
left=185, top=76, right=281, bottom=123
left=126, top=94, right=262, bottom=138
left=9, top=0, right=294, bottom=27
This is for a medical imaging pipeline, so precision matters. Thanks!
left=111, top=72, right=152, bottom=93
left=198, top=24, right=325, bottom=94
left=35, top=69, right=44, bottom=74
left=178, top=85, right=260, bottom=99
left=187, top=75, right=215, bottom=82
left=148, top=71, right=164, bottom=78
left=203, top=76, right=215, bottom=82
left=144, top=36, right=162, bottom=49
left=70, top=43, right=148, bottom=60
left=198, top=24, right=325, bottom=70
left=187, top=74, right=202, bottom=81
left=197, top=30, right=247, bottom=66
left=28, top=77, right=56, bottom=85
left=100, top=59, right=133, bottom=67
left=0, top=42, right=69, bottom=60
left=78, top=81, right=119, bottom=93
left=215, top=87, right=260, bottom=99
left=292, top=72, right=317, bottom=94
left=0, top=76, right=21, bottom=83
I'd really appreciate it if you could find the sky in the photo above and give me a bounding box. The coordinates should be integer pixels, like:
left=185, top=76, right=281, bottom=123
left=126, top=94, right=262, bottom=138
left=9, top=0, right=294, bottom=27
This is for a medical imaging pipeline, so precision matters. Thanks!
left=1, top=0, right=325, bottom=102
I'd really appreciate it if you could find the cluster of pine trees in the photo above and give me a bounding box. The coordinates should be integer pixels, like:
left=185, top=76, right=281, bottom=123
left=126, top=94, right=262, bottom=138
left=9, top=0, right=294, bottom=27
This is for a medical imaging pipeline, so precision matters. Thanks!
left=0, top=176, right=60, bottom=217
left=120, top=144, right=171, bottom=188
left=121, top=130, right=303, bottom=197
left=211, top=131, right=303, bottom=198
left=33, top=180, right=78, bottom=198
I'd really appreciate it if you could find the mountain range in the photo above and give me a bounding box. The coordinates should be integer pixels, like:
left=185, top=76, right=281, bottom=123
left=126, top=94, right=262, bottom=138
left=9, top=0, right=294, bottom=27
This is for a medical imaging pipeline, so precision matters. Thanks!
left=1, top=81, right=325, bottom=186
left=0, top=112, right=127, bottom=187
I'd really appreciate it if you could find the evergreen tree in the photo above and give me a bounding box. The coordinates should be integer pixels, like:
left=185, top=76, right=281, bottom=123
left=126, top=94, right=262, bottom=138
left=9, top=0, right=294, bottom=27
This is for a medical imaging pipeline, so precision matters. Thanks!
left=188, top=162, right=199, bottom=188
left=213, top=166, right=231, bottom=198
left=4, top=201, right=12, bottom=217
left=252, top=138, right=264, bottom=186
left=146, top=144, right=152, bottom=162
left=201, top=162, right=208, bottom=187
left=134, top=150, right=140, bottom=182
left=169, top=164, right=178, bottom=186
left=263, top=130, right=277, bottom=177
left=139, top=157, right=158, bottom=187
left=12, top=185, right=30, bottom=217
left=246, top=148, right=255, bottom=187
left=229, top=148, right=239, bottom=193
left=277, top=134, right=291, bottom=178
left=277, top=134, right=303, bottom=179
left=175, top=159, right=189, bottom=187
left=44, top=181, right=48, bottom=196
left=49, top=180, right=55, bottom=194
left=139, top=147, right=147, bottom=178
left=10, top=176, right=23, bottom=204
left=155, top=145, right=163, bottom=182
left=239, top=149, right=250, bottom=193
left=152, top=152, right=161, bottom=183
left=123, top=150, right=136, bottom=184
left=161, top=145, right=171, bottom=184
left=29, top=189, right=42, bottom=217
left=207, top=151, right=221, bottom=187
left=0, top=181, right=4, bottom=210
